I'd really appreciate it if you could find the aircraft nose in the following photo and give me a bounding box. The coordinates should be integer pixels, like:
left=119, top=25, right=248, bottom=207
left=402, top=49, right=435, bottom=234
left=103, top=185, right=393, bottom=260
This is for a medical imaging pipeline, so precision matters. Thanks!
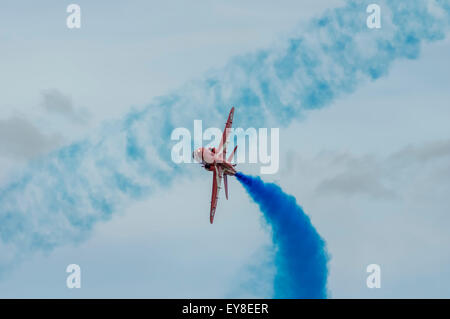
left=193, top=149, right=201, bottom=162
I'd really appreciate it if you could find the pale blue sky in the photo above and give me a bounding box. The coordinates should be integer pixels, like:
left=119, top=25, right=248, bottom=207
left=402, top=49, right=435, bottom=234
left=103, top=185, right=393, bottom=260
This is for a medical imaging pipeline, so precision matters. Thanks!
left=0, top=0, right=449, bottom=298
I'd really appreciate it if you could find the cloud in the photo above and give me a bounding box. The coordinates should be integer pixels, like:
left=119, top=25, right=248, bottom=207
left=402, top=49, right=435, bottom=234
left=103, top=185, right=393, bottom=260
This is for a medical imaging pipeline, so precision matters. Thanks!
left=40, top=89, right=89, bottom=124
left=287, top=139, right=450, bottom=199
left=0, top=89, right=91, bottom=162
left=41, top=89, right=74, bottom=115
left=0, top=116, right=62, bottom=159
left=390, top=139, right=450, bottom=163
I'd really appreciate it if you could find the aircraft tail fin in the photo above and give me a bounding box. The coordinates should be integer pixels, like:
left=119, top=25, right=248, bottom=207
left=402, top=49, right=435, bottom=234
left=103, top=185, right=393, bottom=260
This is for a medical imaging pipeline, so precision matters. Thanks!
left=224, top=175, right=228, bottom=200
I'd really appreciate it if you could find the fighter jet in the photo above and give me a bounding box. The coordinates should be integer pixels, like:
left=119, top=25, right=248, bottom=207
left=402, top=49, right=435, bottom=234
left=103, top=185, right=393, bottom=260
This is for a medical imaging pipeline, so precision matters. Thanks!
left=192, top=107, right=238, bottom=224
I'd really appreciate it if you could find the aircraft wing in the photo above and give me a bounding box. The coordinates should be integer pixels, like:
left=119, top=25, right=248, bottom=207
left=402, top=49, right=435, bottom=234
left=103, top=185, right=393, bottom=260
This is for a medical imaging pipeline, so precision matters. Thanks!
left=210, top=166, right=223, bottom=224
left=218, top=107, right=234, bottom=160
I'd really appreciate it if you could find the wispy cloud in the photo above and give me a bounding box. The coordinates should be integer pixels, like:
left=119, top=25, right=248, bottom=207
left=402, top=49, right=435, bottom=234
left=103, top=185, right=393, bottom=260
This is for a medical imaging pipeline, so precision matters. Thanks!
left=236, top=172, right=329, bottom=298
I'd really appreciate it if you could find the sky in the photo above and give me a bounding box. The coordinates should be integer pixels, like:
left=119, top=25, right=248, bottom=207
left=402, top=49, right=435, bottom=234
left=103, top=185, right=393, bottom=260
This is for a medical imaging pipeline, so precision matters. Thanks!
left=0, top=0, right=449, bottom=298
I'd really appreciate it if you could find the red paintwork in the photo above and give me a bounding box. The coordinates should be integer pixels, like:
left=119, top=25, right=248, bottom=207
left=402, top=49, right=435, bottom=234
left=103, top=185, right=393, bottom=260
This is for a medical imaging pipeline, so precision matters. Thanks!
left=193, top=107, right=238, bottom=224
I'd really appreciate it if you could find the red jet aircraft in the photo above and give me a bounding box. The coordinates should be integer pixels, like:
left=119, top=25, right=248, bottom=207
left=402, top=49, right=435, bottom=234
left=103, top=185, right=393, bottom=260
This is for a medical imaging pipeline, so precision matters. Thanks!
left=193, top=107, right=238, bottom=224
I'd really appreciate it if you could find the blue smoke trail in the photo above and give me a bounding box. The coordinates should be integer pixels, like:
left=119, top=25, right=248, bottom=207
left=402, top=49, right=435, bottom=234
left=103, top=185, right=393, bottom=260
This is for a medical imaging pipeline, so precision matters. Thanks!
left=0, top=0, right=449, bottom=271
left=235, top=172, right=328, bottom=299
